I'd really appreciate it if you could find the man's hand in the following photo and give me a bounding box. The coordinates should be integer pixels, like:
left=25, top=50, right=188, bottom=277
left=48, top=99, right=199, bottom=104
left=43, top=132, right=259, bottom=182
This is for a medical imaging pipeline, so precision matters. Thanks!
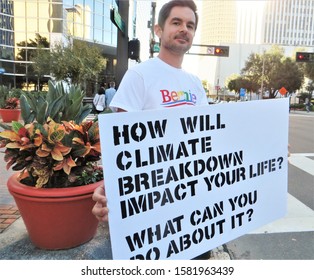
left=92, top=185, right=109, bottom=222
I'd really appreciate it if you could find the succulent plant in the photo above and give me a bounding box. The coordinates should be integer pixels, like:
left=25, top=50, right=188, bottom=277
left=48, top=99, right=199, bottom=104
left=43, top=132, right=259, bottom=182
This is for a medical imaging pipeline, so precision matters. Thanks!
left=19, top=80, right=91, bottom=125
left=0, top=81, right=103, bottom=188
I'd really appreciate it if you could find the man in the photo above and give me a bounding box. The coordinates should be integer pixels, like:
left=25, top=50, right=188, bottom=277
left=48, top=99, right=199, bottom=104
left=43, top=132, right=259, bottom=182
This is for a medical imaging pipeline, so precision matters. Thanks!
left=109, top=0, right=207, bottom=112
left=105, top=81, right=116, bottom=110
left=92, top=0, right=210, bottom=259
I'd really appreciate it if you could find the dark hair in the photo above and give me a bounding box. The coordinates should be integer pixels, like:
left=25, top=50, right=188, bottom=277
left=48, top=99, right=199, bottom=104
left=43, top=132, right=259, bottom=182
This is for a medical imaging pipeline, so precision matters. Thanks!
left=98, top=86, right=105, bottom=94
left=158, top=0, right=198, bottom=30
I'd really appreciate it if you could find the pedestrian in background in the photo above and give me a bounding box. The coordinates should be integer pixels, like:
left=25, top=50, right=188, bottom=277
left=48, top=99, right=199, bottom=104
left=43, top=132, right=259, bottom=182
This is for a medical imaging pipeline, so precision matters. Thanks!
left=105, top=81, right=116, bottom=110
left=93, top=85, right=106, bottom=114
left=305, top=98, right=311, bottom=113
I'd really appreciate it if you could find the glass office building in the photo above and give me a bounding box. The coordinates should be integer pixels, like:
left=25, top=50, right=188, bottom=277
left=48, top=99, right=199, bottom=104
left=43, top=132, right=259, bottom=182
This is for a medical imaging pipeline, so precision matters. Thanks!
left=0, top=0, right=118, bottom=91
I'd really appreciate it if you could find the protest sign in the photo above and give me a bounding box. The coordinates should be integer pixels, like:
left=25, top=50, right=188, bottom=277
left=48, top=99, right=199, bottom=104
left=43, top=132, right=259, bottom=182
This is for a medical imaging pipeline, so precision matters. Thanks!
left=98, top=98, right=289, bottom=260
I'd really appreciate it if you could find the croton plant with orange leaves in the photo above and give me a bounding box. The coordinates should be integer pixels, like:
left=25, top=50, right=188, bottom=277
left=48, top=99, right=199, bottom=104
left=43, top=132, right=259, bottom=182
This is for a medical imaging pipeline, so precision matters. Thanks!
left=0, top=117, right=102, bottom=188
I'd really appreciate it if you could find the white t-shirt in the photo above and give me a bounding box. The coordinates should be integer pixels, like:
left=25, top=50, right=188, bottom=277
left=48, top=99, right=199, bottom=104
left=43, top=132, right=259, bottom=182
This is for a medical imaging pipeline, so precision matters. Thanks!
left=93, top=93, right=106, bottom=111
left=110, top=57, right=208, bottom=112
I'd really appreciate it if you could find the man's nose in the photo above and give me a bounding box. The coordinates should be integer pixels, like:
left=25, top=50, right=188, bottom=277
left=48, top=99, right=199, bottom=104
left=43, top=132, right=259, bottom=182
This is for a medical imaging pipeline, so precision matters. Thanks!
left=179, top=24, right=188, bottom=33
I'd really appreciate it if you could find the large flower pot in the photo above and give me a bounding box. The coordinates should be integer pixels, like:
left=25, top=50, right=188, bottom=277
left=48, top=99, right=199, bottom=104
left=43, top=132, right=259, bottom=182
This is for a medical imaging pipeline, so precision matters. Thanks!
left=7, top=174, right=101, bottom=250
left=0, top=108, right=21, bottom=122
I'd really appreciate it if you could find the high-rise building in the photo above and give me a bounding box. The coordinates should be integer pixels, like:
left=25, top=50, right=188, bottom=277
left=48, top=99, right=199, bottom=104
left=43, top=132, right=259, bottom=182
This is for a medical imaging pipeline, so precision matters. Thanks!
left=199, top=0, right=237, bottom=45
left=200, top=0, right=314, bottom=46
left=0, top=0, right=119, bottom=90
left=196, top=0, right=314, bottom=96
left=263, top=0, right=314, bottom=46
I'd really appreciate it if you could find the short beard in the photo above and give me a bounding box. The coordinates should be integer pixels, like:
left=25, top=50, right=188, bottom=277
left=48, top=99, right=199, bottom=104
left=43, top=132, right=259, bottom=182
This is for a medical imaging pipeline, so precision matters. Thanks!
left=163, top=41, right=192, bottom=55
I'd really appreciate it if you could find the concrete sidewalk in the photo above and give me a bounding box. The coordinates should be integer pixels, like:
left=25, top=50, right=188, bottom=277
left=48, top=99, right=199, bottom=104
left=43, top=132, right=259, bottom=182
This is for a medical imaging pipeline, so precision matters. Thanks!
left=0, top=216, right=230, bottom=260
left=289, top=109, right=314, bottom=116
left=0, top=207, right=229, bottom=260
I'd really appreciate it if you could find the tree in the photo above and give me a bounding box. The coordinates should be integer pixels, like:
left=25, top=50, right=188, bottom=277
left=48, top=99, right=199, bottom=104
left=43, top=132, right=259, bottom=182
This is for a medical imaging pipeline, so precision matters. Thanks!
left=272, top=57, right=304, bottom=94
left=295, top=50, right=314, bottom=103
left=51, top=39, right=106, bottom=86
left=31, top=37, right=107, bottom=94
left=16, top=34, right=50, bottom=89
left=226, top=74, right=259, bottom=95
left=16, top=34, right=50, bottom=61
left=226, top=74, right=240, bottom=93
left=303, top=62, right=314, bottom=80
left=241, top=46, right=303, bottom=98
left=240, top=53, right=264, bottom=93
left=31, top=46, right=51, bottom=90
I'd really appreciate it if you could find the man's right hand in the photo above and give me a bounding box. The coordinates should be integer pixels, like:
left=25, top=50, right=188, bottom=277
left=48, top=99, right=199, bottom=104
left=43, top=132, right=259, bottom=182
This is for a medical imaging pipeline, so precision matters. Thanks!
left=92, top=185, right=109, bottom=222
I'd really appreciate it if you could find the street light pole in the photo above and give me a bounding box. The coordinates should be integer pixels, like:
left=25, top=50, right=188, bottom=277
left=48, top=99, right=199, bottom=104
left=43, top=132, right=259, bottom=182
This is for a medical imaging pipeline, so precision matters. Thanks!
left=149, top=2, right=156, bottom=58
left=116, top=0, right=129, bottom=88
left=260, top=50, right=265, bottom=100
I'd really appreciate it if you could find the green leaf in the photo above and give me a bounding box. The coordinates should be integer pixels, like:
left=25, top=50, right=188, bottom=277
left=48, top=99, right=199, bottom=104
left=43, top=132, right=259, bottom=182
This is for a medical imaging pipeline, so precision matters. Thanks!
left=36, top=102, right=48, bottom=125
left=11, top=121, right=24, bottom=133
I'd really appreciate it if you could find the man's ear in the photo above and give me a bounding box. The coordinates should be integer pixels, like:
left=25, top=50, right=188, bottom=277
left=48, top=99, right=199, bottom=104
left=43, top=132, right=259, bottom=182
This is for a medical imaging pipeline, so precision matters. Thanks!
left=154, top=24, right=162, bottom=38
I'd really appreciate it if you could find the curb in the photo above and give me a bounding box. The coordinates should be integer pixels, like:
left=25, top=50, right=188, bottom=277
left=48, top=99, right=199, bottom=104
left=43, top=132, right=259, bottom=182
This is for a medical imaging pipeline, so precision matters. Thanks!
left=209, top=245, right=231, bottom=260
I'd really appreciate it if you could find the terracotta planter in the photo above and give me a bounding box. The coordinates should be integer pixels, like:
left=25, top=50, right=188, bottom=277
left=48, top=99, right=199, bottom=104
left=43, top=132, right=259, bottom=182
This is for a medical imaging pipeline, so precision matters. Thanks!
left=0, top=108, right=21, bottom=122
left=7, top=174, right=101, bottom=250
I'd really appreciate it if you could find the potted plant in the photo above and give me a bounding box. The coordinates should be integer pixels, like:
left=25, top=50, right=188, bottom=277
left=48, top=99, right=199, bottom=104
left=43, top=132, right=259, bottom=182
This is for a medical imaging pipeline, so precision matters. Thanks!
left=0, top=81, right=103, bottom=250
left=0, top=86, right=21, bottom=122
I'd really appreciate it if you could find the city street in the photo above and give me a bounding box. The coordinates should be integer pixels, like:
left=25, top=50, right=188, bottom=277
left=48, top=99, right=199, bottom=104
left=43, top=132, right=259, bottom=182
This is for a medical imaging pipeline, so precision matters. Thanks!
left=225, top=111, right=314, bottom=259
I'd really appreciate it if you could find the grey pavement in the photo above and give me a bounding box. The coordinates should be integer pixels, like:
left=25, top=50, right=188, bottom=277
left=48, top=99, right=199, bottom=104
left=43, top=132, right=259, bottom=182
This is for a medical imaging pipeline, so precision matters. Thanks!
left=0, top=216, right=229, bottom=260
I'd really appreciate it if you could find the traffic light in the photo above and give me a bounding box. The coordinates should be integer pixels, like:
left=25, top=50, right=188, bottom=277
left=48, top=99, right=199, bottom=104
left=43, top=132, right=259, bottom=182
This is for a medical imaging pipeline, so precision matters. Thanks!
left=296, top=52, right=314, bottom=62
left=128, top=39, right=140, bottom=61
left=214, top=46, right=229, bottom=57
left=206, top=46, right=229, bottom=57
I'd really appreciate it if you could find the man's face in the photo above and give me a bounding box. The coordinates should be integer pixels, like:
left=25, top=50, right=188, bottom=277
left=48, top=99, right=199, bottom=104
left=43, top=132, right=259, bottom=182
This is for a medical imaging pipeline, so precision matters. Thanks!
left=156, top=6, right=196, bottom=55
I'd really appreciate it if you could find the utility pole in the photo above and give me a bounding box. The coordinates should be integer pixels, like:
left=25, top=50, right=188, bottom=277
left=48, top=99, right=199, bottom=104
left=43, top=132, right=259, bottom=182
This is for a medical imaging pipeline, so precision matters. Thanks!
left=260, top=50, right=265, bottom=100
left=115, top=0, right=129, bottom=87
left=216, top=78, right=220, bottom=100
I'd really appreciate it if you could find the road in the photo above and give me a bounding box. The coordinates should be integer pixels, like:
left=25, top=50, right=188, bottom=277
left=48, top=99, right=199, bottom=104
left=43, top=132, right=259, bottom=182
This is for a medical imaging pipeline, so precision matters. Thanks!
left=224, top=111, right=314, bottom=259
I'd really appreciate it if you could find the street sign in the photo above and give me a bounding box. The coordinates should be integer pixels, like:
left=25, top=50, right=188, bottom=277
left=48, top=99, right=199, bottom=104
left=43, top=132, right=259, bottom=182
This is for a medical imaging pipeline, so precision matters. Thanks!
left=110, top=8, right=126, bottom=35
left=240, top=88, right=246, bottom=97
left=153, top=43, right=160, bottom=53
left=279, top=87, right=288, bottom=96
left=0, top=68, right=5, bottom=74
left=207, top=47, right=215, bottom=55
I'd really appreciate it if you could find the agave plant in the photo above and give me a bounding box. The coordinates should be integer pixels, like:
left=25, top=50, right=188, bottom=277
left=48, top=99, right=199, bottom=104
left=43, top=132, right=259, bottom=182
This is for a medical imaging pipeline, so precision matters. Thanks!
left=0, top=81, right=103, bottom=188
left=19, top=80, right=91, bottom=125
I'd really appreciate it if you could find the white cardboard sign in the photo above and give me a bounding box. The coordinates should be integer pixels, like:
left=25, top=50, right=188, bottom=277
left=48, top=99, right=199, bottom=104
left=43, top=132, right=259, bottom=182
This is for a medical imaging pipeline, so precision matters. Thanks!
left=98, top=98, right=289, bottom=260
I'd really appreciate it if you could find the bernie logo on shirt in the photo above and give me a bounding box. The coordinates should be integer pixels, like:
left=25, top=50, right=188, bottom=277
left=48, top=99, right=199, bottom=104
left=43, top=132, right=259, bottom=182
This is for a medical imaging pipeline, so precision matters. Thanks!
left=160, top=89, right=197, bottom=107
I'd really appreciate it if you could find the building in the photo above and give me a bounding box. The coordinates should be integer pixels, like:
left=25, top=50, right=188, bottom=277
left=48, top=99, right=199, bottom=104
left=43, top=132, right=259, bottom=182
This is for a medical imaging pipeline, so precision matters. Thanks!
left=200, top=0, right=314, bottom=46
left=196, top=0, right=314, bottom=98
left=0, top=0, right=119, bottom=91
left=263, top=0, right=314, bottom=46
